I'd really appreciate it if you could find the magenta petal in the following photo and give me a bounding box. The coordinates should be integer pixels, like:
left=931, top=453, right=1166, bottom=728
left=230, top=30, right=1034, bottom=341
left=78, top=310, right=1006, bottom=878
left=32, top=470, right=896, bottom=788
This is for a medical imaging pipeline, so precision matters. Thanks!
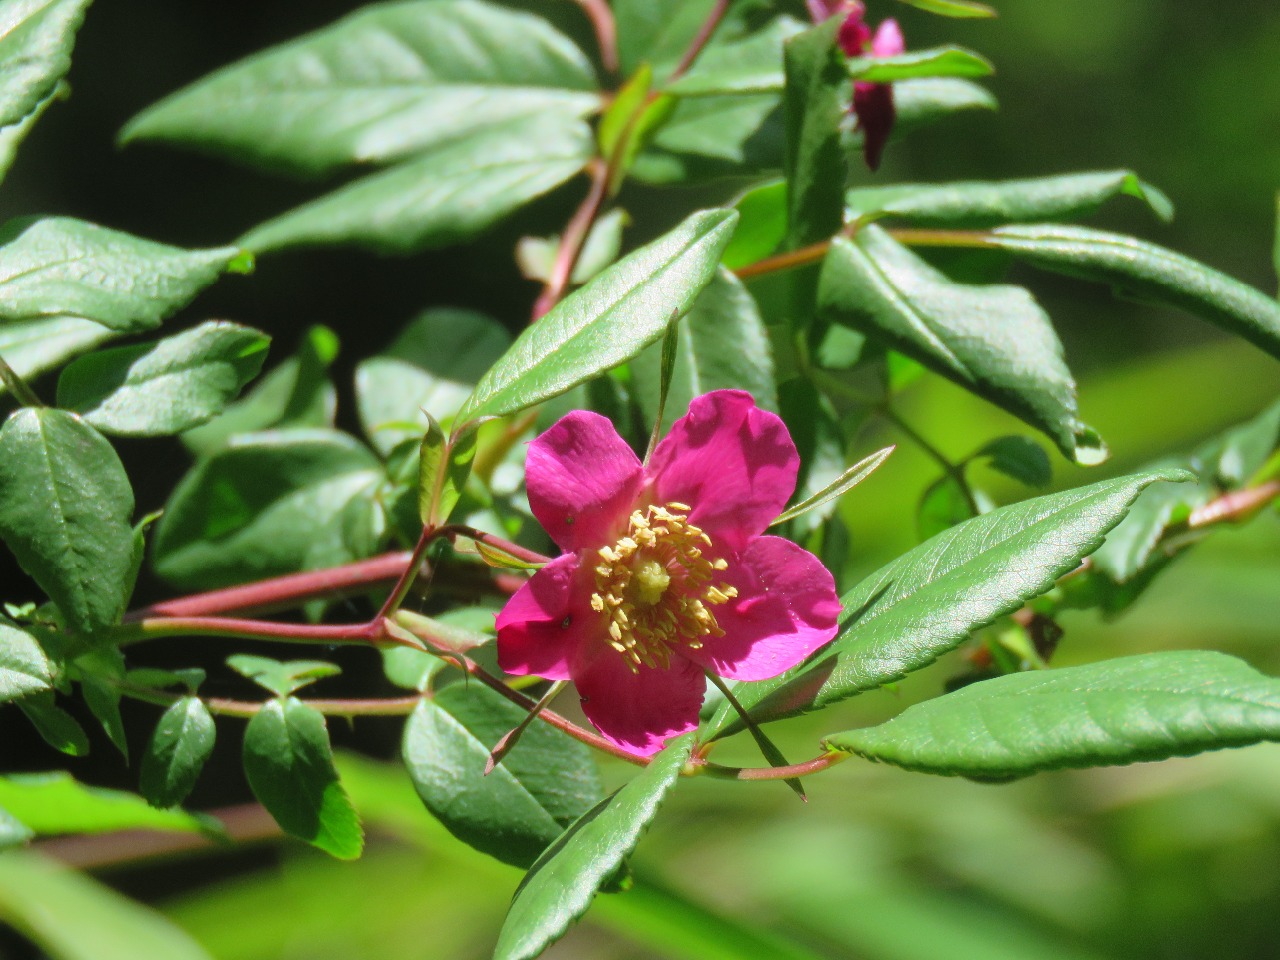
left=572, top=647, right=706, bottom=758
left=686, top=536, right=841, bottom=682
left=496, top=555, right=598, bottom=681
left=647, top=390, right=799, bottom=552
left=870, top=18, right=905, bottom=57
left=526, top=410, right=643, bottom=553
left=837, top=9, right=872, bottom=56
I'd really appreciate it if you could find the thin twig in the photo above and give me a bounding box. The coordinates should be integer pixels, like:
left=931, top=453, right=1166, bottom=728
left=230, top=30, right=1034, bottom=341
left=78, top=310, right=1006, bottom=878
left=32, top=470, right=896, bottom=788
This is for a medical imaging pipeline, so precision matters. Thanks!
left=879, top=405, right=980, bottom=516
left=376, top=526, right=440, bottom=621
left=733, top=240, right=831, bottom=281
left=669, top=0, right=730, bottom=81
left=1188, top=480, right=1280, bottom=528
left=118, top=681, right=423, bottom=719
left=695, top=751, right=846, bottom=781
left=0, top=354, right=41, bottom=407
left=532, top=158, right=611, bottom=320
left=570, top=0, right=619, bottom=74
left=124, top=615, right=389, bottom=647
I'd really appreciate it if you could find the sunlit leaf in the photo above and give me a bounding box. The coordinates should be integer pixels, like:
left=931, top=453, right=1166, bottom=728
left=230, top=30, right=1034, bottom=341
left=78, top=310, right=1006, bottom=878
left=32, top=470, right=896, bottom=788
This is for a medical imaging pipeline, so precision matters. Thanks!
left=0, top=0, right=89, bottom=127
left=138, top=697, right=216, bottom=809
left=0, top=772, right=217, bottom=836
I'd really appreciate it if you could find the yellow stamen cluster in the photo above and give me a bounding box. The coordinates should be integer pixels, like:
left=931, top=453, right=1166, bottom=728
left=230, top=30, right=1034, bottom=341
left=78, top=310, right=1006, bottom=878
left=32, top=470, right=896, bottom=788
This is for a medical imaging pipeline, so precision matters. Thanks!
left=590, top=502, right=737, bottom=672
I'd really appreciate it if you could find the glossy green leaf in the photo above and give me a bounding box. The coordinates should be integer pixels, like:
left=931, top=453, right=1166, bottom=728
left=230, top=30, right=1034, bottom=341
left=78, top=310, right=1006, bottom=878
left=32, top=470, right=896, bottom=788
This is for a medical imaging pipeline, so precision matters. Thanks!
left=0, top=316, right=115, bottom=396
left=987, top=224, right=1280, bottom=361
left=494, top=733, right=694, bottom=960
left=227, top=654, right=341, bottom=698
left=183, top=325, right=338, bottom=457
left=847, top=46, right=993, bottom=83
left=598, top=63, right=652, bottom=161
left=120, top=0, right=599, bottom=175
left=846, top=170, right=1173, bottom=227
left=632, top=269, right=777, bottom=432
left=1093, top=399, right=1280, bottom=584
left=17, top=694, right=88, bottom=756
left=784, top=18, right=847, bottom=248
left=0, top=850, right=214, bottom=960
left=57, top=321, right=270, bottom=436
left=380, top=645, right=444, bottom=693
left=708, top=470, right=1187, bottom=734
left=664, top=17, right=804, bottom=97
left=819, top=227, right=1104, bottom=464
left=0, top=217, right=246, bottom=333
left=402, top=683, right=603, bottom=870
left=0, top=619, right=52, bottom=703
left=456, top=208, right=736, bottom=426
left=827, top=652, right=1280, bottom=779
left=894, top=0, right=996, bottom=16
left=238, top=116, right=592, bottom=255
left=153, top=429, right=383, bottom=590
left=0, top=408, right=135, bottom=633
left=0, top=0, right=89, bottom=127
left=0, top=772, right=217, bottom=836
left=356, top=309, right=509, bottom=456
left=243, top=697, right=363, bottom=859
left=974, top=435, right=1052, bottom=487
left=775, top=445, right=894, bottom=527
left=0, top=807, right=31, bottom=850
left=138, top=697, right=216, bottom=808
left=77, top=651, right=128, bottom=759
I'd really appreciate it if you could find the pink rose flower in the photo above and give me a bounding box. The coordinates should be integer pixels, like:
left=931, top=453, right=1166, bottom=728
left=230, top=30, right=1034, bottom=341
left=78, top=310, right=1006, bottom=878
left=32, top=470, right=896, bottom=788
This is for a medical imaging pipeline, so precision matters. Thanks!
left=496, top=391, right=842, bottom=757
left=807, top=0, right=906, bottom=171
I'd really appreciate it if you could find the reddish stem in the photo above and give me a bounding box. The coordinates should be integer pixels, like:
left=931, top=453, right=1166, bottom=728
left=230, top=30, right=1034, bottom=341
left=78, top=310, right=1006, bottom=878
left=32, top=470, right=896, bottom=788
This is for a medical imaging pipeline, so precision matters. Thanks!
left=127, top=551, right=415, bottom=620
left=532, top=158, right=611, bottom=321
left=695, top=751, right=846, bottom=781
left=669, top=0, right=730, bottom=80
left=129, top=615, right=388, bottom=646
left=571, top=0, right=619, bottom=74
left=733, top=240, right=832, bottom=281
left=1188, top=480, right=1280, bottom=528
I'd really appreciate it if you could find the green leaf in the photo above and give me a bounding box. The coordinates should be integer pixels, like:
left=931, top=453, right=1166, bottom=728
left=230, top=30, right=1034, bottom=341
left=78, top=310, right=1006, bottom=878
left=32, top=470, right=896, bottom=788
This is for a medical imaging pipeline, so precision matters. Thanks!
left=153, top=429, right=383, bottom=590
left=516, top=208, right=630, bottom=286
left=120, top=0, right=599, bottom=175
left=0, top=316, right=115, bottom=396
left=632, top=268, right=777, bottom=432
left=784, top=18, right=847, bottom=248
left=846, top=46, right=993, bottom=83
left=493, top=733, right=694, bottom=960
left=722, top=180, right=786, bottom=269
left=126, top=667, right=206, bottom=694
left=242, top=697, right=363, bottom=859
left=0, top=0, right=89, bottom=127
left=183, top=325, right=338, bottom=457
left=56, top=321, right=270, bottom=436
left=917, top=473, right=975, bottom=541
left=974, top=435, right=1052, bottom=487
left=402, top=683, right=603, bottom=870
left=0, top=850, right=214, bottom=960
left=614, top=0, right=719, bottom=77
left=380, top=645, right=444, bottom=693
left=355, top=309, right=509, bottom=456
left=0, top=87, right=59, bottom=186
left=0, top=217, right=246, bottom=333
left=826, top=652, right=1280, bottom=779
left=819, top=227, right=1104, bottom=464
left=0, top=806, right=31, bottom=850
left=418, top=420, right=476, bottom=527
left=238, top=116, right=592, bottom=255
left=138, top=697, right=216, bottom=808
left=227, top=654, right=341, bottom=698
left=894, top=0, right=996, bottom=17
left=598, top=64, right=652, bottom=161
left=892, top=75, right=997, bottom=127
left=1092, top=399, right=1280, bottom=584
left=986, top=224, right=1280, bottom=362
left=664, top=17, right=805, bottom=97
left=706, top=470, right=1188, bottom=735
left=0, top=619, right=52, bottom=703
left=77, top=650, right=128, bottom=759
left=17, top=693, right=89, bottom=756
left=0, top=772, right=217, bottom=836
left=846, top=170, right=1174, bottom=227
left=773, top=446, right=894, bottom=527
left=0, top=408, right=135, bottom=633
left=455, top=208, right=736, bottom=426
left=637, top=93, right=784, bottom=183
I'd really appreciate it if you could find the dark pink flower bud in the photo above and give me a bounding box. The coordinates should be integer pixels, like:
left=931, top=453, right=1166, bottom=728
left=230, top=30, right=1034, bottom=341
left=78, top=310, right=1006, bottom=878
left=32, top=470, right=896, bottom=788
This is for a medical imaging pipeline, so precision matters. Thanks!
left=852, top=18, right=904, bottom=171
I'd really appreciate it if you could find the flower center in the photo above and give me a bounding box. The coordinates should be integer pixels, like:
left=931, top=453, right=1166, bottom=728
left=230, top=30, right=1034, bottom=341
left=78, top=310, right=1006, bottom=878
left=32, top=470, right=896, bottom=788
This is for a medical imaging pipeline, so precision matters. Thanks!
left=590, top=502, right=738, bottom=672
